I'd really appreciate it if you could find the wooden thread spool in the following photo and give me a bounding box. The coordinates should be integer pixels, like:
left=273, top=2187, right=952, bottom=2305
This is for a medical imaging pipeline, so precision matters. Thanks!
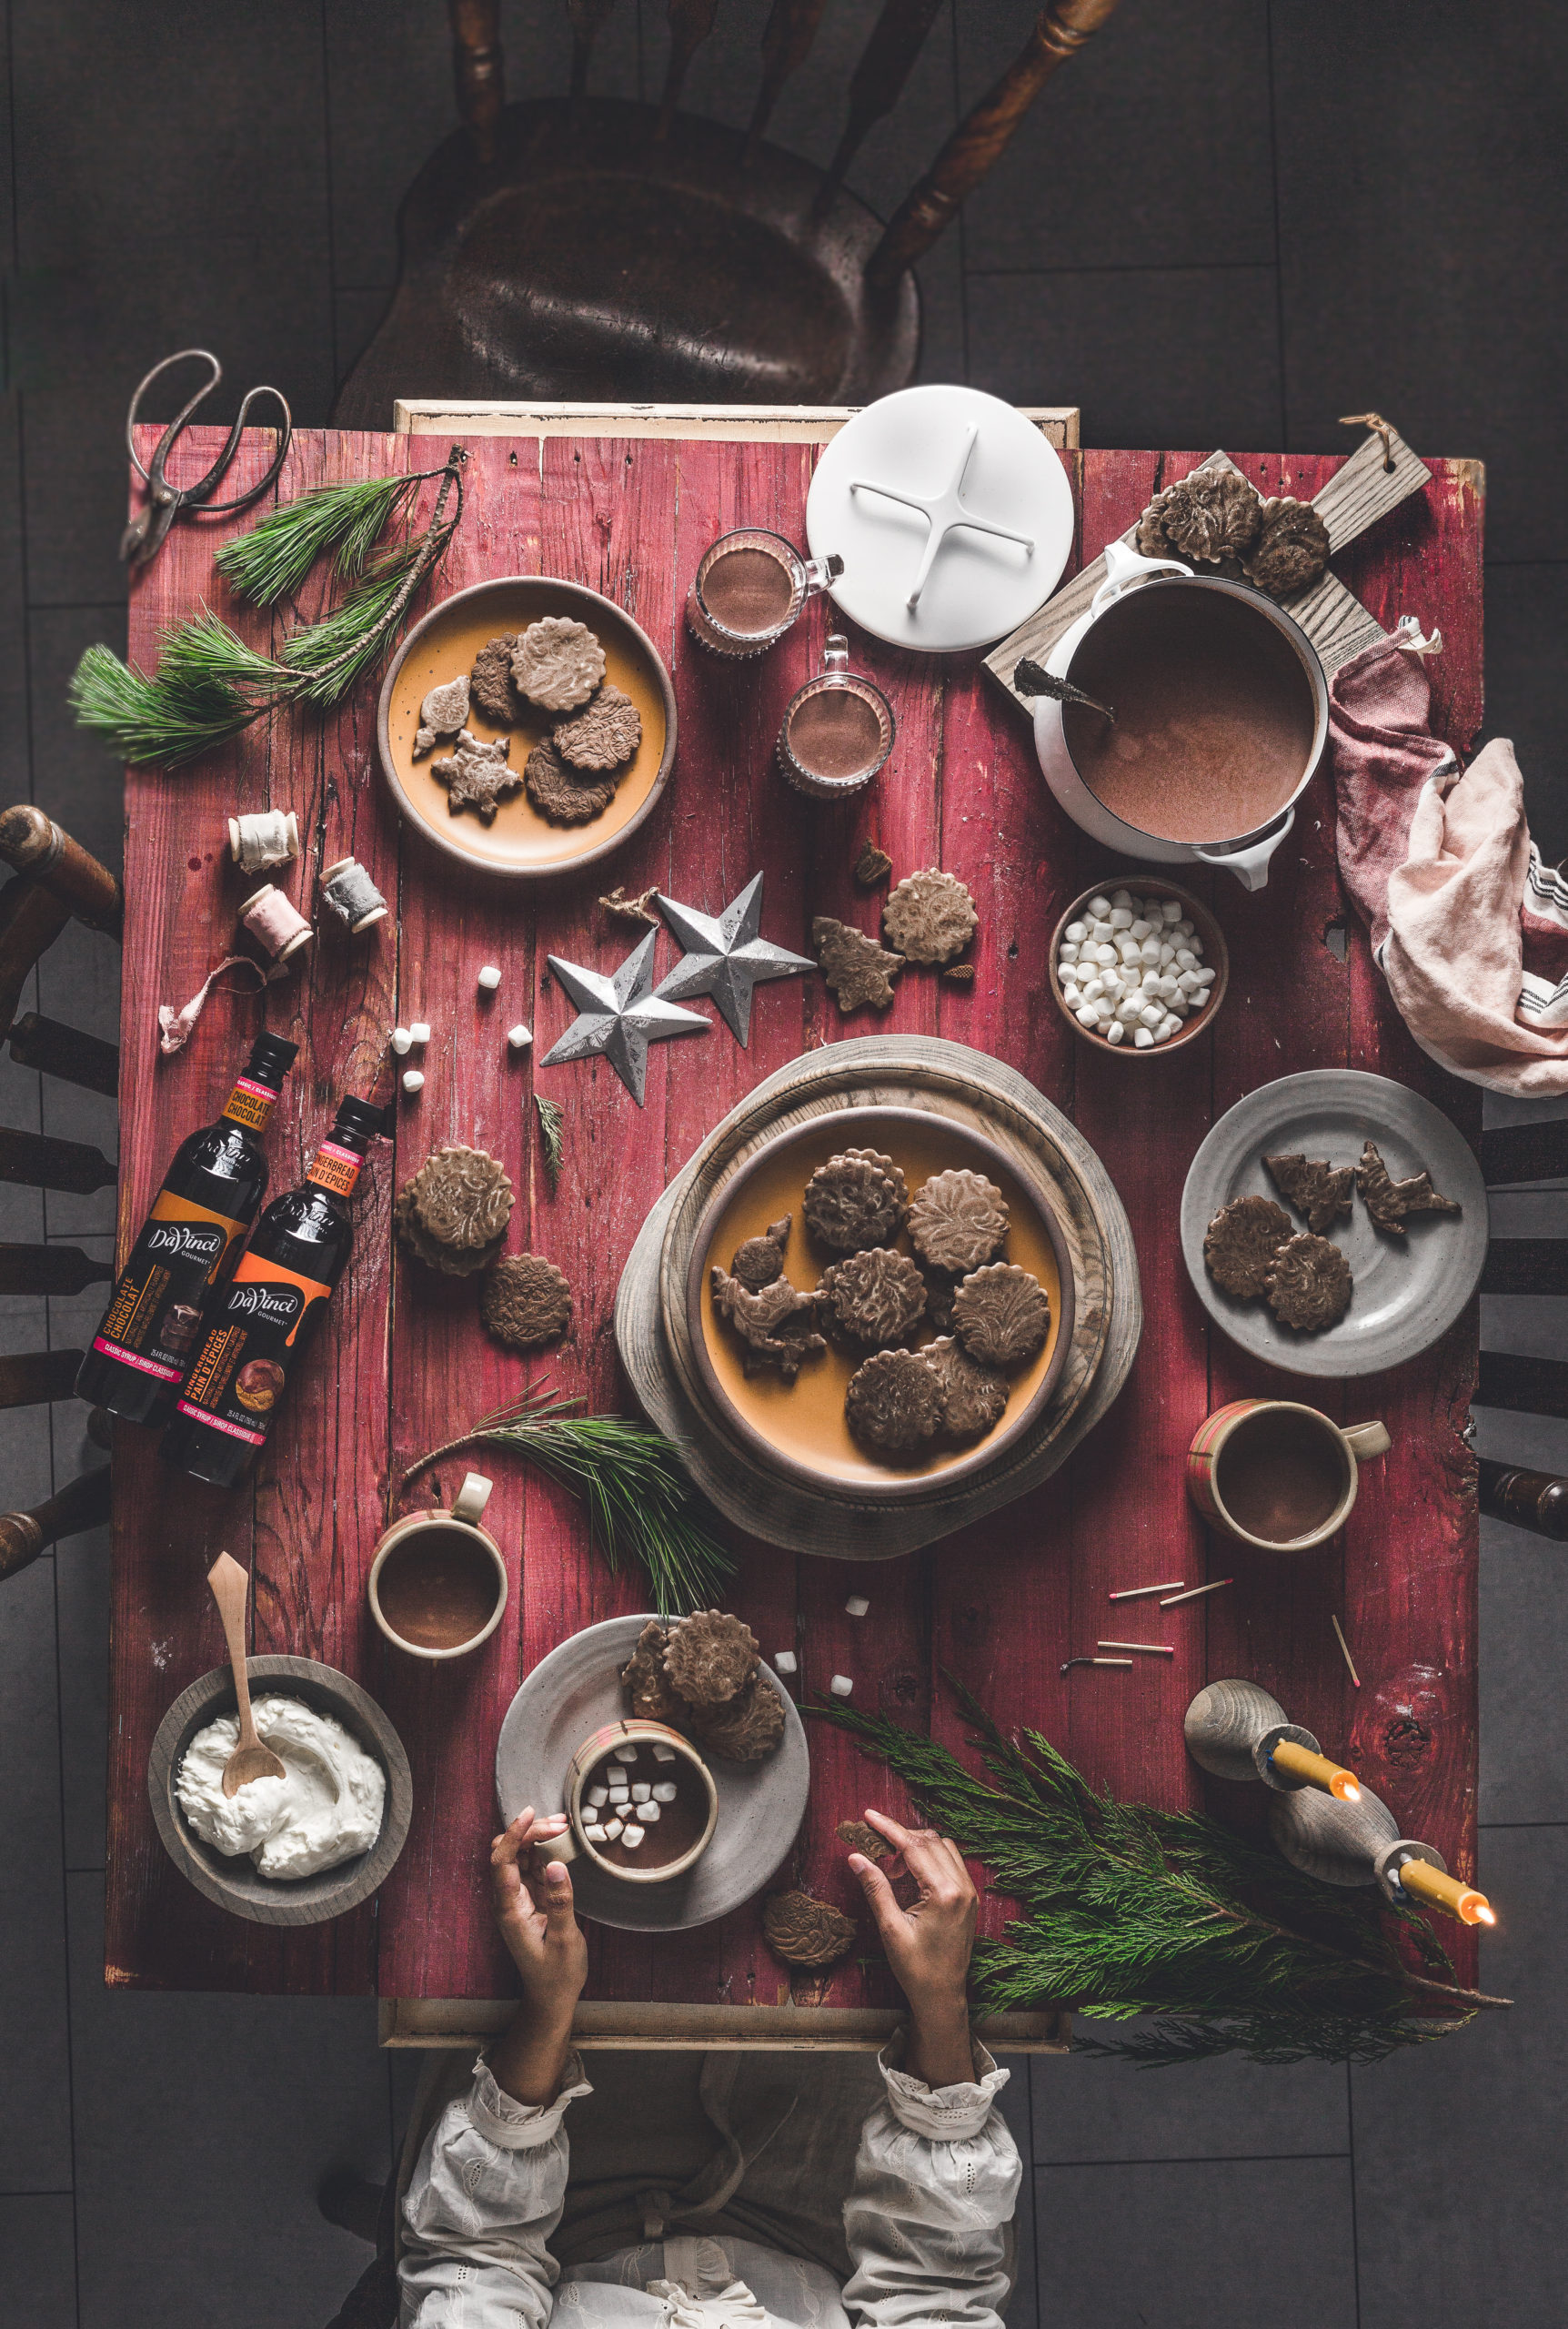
left=238, top=883, right=314, bottom=964
left=1268, top=1784, right=1489, bottom=1921
left=228, top=809, right=299, bottom=873
left=319, top=857, right=388, bottom=934
left=1184, top=1678, right=1361, bottom=1800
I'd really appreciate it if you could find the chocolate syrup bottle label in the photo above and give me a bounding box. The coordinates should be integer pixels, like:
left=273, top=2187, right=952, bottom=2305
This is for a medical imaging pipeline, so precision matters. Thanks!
left=172, top=1252, right=334, bottom=1451
left=90, top=1188, right=252, bottom=1385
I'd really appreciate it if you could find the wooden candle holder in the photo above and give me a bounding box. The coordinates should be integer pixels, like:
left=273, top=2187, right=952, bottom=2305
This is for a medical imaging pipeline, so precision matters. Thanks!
left=1266, top=1783, right=1446, bottom=1903
left=1183, top=1679, right=1357, bottom=1798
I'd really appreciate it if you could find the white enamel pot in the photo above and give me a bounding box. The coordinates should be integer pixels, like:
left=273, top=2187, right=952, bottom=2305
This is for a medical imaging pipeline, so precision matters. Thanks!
left=1032, top=540, right=1330, bottom=892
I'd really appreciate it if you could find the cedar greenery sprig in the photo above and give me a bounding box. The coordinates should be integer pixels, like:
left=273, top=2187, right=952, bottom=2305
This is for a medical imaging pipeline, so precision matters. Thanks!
left=402, top=1385, right=735, bottom=1617
left=68, top=454, right=466, bottom=768
left=813, top=1683, right=1509, bottom=2068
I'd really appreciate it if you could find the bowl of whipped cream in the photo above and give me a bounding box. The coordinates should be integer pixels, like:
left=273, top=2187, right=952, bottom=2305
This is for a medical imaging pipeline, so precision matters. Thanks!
left=148, top=1654, right=413, bottom=1925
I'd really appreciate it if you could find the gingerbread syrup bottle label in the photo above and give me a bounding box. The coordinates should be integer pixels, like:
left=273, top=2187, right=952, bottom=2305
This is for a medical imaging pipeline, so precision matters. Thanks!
left=85, top=1051, right=293, bottom=1390
left=173, top=1252, right=335, bottom=1448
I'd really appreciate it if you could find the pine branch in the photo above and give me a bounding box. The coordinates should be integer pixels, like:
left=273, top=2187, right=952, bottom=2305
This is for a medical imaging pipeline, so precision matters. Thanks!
left=401, top=1385, right=734, bottom=1616
left=69, top=455, right=465, bottom=767
left=215, top=469, right=439, bottom=604
left=811, top=1686, right=1507, bottom=2067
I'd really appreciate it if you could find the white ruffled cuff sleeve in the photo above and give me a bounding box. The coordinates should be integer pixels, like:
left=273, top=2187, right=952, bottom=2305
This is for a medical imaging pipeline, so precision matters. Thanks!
left=876, top=2032, right=1010, bottom=2141
left=468, top=2051, right=593, bottom=2148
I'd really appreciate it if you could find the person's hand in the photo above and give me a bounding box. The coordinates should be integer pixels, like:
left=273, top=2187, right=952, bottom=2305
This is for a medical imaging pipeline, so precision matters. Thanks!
left=847, top=1809, right=979, bottom=2088
left=490, top=1809, right=588, bottom=2021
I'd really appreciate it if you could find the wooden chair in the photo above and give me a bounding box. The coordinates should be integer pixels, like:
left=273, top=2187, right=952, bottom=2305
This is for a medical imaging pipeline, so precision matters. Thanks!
left=331, top=0, right=1121, bottom=422
left=1475, top=1116, right=1568, bottom=1539
left=0, top=803, right=122, bottom=1579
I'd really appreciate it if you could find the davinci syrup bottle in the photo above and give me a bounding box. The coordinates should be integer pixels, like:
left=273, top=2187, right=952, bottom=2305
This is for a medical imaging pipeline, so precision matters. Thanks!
left=158, top=1095, right=384, bottom=1489
left=75, top=1033, right=299, bottom=1425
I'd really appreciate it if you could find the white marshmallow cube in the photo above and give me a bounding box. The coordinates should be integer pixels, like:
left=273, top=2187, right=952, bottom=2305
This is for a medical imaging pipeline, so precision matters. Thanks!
left=1157, top=1013, right=1182, bottom=1041
left=1140, top=937, right=1162, bottom=963
left=508, top=1023, right=533, bottom=1051
left=477, top=964, right=501, bottom=991
left=829, top=1674, right=854, bottom=1698
left=1059, top=940, right=1080, bottom=963
left=1175, top=948, right=1196, bottom=971
left=1140, top=1003, right=1163, bottom=1029
left=602, top=1818, right=623, bottom=1840
left=1111, top=889, right=1132, bottom=909
left=652, top=1742, right=677, bottom=1761
left=1129, top=918, right=1153, bottom=942
left=401, top=1069, right=425, bottom=1094
left=390, top=1027, right=413, bottom=1055
left=1109, top=907, right=1133, bottom=930
left=1088, top=894, right=1111, bottom=917
left=652, top=1781, right=678, bottom=1803
left=774, top=1650, right=798, bottom=1675
left=583, top=1823, right=608, bottom=1842
left=640, top=1800, right=661, bottom=1821
left=846, top=1595, right=869, bottom=1617
left=1161, top=899, right=1182, bottom=923
left=613, top=1744, right=638, bottom=1762
left=408, top=1022, right=431, bottom=1044
left=1106, top=1020, right=1125, bottom=1044
left=1134, top=1027, right=1154, bottom=1048
left=1074, top=1005, right=1098, bottom=1029
left=631, top=1781, right=650, bottom=1802
left=1064, top=921, right=1087, bottom=943
left=621, top=1824, right=645, bottom=1850
left=587, top=1785, right=609, bottom=1808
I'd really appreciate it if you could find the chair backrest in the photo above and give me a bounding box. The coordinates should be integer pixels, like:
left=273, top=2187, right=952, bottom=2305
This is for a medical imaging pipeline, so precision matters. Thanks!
left=1476, top=1117, right=1568, bottom=1539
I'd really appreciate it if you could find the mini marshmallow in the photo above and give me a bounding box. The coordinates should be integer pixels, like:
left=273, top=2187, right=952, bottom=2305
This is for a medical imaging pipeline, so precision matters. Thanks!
left=652, top=1781, right=678, bottom=1803
left=477, top=964, right=501, bottom=992
left=1158, top=943, right=1177, bottom=965
left=1088, top=894, right=1111, bottom=918
left=1155, top=1014, right=1181, bottom=1042
left=1059, top=941, right=1080, bottom=963
left=608, top=1786, right=629, bottom=1804
left=390, top=1027, right=413, bottom=1055
left=829, top=1674, right=853, bottom=1697
left=1106, top=1020, right=1125, bottom=1044
left=583, top=1823, right=608, bottom=1843
left=1109, top=907, right=1133, bottom=930
left=631, top=1781, right=650, bottom=1801
left=1074, top=1005, right=1099, bottom=1028
left=613, top=1744, right=638, bottom=1762
left=1193, top=965, right=1216, bottom=985
left=1093, top=943, right=1119, bottom=965
left=774, top=1650, right=798, bottom=1674
left=602, top=1818, right=623, bottom=1840
left=1064, top=920, right=1087, bottom=943
left=621, top=1824, right=645, bottom=1850
left=408, top=1021, right=431, bottom=1044
left=639, top=1800, right=661, bottom=1821
left=587, top=1785, right=609, bottom=1808
left=1139, top=937, right=1162, bottom=964
left=651, top=1743, right=677, bottom=1762
left=508, top=1023, right=533, bottom=1051
left=1111, top=890, right=1132, bottom=910
left=1175, top=948, right=1197, bottom=971
left=401, top=1069, right=425, bottom=1094
left=1134, top=1027, right=1154, bottom=1048
left=1140, top=1003, right=1163, bottom=1029
left=1129, top=919, right=1153, bottom=942
left=1175, top=920, right=1194, bottom=939
left=846, top=1595, right=869, bottom=1617
left=1161, top=899, right=1182, bottom=923
left=1080, top=978, right=1105, bottom=1003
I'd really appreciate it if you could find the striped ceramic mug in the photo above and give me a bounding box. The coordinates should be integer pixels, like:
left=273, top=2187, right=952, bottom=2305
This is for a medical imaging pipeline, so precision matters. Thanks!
left=1187, top=1399, right=1391, bottom=1550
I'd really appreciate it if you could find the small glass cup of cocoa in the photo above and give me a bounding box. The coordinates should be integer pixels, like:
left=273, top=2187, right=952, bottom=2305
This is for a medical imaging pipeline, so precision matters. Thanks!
left=776, top=635, right=895, bottom=800
left=686, top=529, right=841, bottom=660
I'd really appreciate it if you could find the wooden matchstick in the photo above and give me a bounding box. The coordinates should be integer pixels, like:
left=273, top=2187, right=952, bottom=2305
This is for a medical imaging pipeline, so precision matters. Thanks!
left=1332, top=1614, right=1362, bottom=1689
left=1159, top=1578, right=1233, bottom=1608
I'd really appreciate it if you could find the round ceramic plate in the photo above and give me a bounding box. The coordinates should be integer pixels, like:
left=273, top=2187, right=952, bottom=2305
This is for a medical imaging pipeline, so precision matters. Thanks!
left=804, top=385, right=1074, bottom=651
left=377, top=576, right=677, bottom=881
left=147, top=1655, right=413, bottom=1928
left=1180, top=1070, right=1488, bottom=1378
left=687, top=1104, right=1074, bottom=1498
left=494, top=1615, right=809, bottom=1933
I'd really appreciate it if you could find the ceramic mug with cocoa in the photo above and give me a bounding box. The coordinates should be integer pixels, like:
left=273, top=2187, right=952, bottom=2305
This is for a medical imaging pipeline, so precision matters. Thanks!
left=536, top=1718, right=719, bottom=1886
left=367, top=1471, right=508, bottom=1660
left=1187, top=1399, right=1391, bottom=1550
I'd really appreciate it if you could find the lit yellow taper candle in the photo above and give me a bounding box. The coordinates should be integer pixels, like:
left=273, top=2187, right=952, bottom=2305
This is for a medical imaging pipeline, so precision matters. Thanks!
left=1393, top=1857, right=1495, bottom=1925
left=1268, top=1738, right=1362, bottom=1801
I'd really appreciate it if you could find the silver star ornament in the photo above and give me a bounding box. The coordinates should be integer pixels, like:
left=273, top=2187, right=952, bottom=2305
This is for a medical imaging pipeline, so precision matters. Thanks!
left=541, top=929, right=709, bottom=1105
left=652, top=873, right=816, bottom=1045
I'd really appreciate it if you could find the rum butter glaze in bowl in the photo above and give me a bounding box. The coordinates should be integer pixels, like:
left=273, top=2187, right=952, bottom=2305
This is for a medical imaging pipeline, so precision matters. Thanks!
left=377, top=574, right=677, bottom=881
left=686, top=1106, right=1074, bottom=1499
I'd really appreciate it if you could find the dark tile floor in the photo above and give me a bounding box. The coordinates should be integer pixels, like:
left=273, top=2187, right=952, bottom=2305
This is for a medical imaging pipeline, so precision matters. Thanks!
left=2, top=5, right=1564, bottom=2324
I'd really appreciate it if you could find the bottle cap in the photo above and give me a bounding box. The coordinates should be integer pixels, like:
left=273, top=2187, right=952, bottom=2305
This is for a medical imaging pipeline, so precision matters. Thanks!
left=245, top=1033, right=300, bottom=1088
left=330, top=1094, right=389, bottom=1152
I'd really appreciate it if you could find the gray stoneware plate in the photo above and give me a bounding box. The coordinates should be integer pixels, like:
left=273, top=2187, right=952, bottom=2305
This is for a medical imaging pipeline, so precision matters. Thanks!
left=495, top=1615, right=809, bottom=1933
left=1180, top=1070, right=1488, bottom=1378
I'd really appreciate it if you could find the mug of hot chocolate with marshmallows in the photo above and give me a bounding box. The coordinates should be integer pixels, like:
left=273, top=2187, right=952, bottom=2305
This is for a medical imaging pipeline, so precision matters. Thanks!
left=538, top=1719, right=719, bottom=1885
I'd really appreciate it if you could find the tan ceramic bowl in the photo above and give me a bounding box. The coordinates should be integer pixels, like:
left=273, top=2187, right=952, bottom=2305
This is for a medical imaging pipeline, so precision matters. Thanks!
left=1046, top=876, right=1230, bottom=1060
left=684, top=1104, right=1075, bottom=1500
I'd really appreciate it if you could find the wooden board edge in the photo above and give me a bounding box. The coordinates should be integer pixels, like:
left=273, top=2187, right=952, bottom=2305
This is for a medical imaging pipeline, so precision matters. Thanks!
left=393, top=401, right=1081, bottom=449
left=378, top=1997, right=1071, bottom=2052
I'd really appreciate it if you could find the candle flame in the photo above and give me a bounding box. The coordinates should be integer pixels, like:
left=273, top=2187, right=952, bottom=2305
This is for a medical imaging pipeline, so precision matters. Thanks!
left=1468, top=1900, right=1497, bottom=1927
left=1331, top=1773, right=1362, bottom=1802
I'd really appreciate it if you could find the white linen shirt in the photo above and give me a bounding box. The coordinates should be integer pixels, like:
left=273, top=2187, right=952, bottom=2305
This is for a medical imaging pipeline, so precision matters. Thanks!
left=398, top=2041, right=1021, bottom=2329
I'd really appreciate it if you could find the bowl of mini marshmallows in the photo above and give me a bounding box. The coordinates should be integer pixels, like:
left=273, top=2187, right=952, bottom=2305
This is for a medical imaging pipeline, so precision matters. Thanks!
left=1048, top=879, right=1228, bottom=1056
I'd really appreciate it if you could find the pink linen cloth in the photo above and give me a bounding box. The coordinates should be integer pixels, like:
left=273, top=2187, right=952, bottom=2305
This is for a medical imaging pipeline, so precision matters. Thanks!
left=1331, top=632, right=1568, bottom=1096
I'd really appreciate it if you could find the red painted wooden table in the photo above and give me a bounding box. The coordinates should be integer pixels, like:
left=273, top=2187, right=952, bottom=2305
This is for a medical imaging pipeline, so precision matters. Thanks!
left=106, top=418, right=1483, bottom=2037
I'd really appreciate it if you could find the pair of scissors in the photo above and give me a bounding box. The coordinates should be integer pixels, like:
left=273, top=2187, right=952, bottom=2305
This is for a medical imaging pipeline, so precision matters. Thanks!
left=120, top=348, right=293, bottom=571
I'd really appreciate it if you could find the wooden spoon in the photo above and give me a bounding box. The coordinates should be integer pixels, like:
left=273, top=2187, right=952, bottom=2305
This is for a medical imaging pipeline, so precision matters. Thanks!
left=207, top=1553, right=286, bottom=1798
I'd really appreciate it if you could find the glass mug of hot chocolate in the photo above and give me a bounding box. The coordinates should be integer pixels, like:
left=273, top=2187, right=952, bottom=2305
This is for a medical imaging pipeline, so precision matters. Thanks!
left=686, top=528, right=841, bottom=660
left=535, top=1719, right=719, bottom=1885
left=367, top=1471, right=508, bottom=1659
left=777, top=634, right=896, bottom=800
left=1187, top=1400, right=1392, bottom=1551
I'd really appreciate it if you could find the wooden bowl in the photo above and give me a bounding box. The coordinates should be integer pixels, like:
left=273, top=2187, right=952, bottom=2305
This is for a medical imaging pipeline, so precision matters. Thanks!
left=682, top=1104, right=1076, bottom=1502
left=1046, top=878, right=1230, bottom=1059
left=376, top=574, right=678, bottom=882
left=147, top=1655, right=413, bottom=1928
